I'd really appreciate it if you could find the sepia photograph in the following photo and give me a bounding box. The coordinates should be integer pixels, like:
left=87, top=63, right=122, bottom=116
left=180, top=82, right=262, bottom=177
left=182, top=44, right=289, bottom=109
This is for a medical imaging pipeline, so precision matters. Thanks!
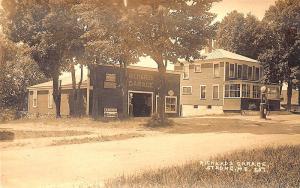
left=0, top=0, right=299, bottom=187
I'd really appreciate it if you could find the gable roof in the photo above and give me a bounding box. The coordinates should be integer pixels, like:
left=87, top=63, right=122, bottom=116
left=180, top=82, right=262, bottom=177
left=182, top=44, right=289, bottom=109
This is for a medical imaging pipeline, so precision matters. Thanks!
left=203, top=49, right=258, bottom=63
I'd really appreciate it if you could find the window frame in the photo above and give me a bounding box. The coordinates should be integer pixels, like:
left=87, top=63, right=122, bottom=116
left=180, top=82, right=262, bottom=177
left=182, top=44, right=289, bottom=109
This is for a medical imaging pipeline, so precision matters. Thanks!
left=33, top=90, right=38, bottom=108
left=182, top=86, right=192, bottom=95
left=242, top=84, right=251, bottom=98
left=253, top=85, right=261, bottom=99
left=183, top=64, right=190, bottom=80
left=194, top=64, right=202, bottom=73
left=213, top=63, right=220, bottom=78
left=165, top=96, right=177, bottom=113
left=200, top=85, right=206, bottom=99
left=224, top=84, right=241, bottom=98
left=212, top=84, right=220, bottom=100
left=229, top=63, right=235, bottom=78
left=237, top=65, right=242, bottom=79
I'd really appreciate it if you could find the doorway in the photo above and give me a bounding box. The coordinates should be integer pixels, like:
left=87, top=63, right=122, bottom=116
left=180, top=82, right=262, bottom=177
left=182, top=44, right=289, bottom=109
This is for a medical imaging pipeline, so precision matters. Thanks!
left=129, top=91, right=153, bottom=117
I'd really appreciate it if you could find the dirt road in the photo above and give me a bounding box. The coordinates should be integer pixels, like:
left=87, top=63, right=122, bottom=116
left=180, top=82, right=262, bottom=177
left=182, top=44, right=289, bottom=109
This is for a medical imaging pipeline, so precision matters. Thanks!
left=2, top=132, right=300, bottom=188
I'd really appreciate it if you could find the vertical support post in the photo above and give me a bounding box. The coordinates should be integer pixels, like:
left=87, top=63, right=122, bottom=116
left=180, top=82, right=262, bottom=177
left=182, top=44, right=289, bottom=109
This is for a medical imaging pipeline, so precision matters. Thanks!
left=86, top=69, right=90, bottom=116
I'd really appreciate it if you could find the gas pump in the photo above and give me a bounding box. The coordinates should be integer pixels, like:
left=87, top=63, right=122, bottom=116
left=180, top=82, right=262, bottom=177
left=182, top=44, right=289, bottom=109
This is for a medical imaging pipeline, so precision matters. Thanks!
left=260, top=86, right=267, bottom=119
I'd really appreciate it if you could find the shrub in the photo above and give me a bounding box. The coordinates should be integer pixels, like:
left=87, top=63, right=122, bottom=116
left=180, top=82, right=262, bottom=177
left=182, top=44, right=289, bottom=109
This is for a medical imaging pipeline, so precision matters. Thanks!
left=145, top=114, right=174, bottom=127
left=248, top=103, right=257, bottom=111
left=0, top=108, right=17, bottom=123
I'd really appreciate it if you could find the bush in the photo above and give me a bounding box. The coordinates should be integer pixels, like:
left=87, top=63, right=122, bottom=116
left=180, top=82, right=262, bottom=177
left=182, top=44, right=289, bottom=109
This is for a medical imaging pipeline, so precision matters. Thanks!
left=0, top=108, right=17, bottom=123
left=145, top=114, right=174, bottom=127
left=248, top=103, right=257, bottom=111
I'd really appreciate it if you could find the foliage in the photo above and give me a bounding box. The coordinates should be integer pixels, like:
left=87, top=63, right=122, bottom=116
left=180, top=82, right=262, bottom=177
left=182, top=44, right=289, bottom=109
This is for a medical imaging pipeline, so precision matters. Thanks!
left=126, top=0, right=219, bottom=123
left=258, top=0, right=300, bottom=110
left=0, top=35, right=47, bottom=111
left=216, top=11, right=264, bottom=59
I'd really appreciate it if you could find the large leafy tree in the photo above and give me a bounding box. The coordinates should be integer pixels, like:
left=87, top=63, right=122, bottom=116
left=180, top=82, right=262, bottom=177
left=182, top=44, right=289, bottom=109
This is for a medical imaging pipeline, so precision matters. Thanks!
left=0, top=35, right=46, bottom=111
left=73, top=0, right=139, bottom=119
left=1, top=0, right=83, bottom=117
left=125, top=0, right=218, bottom=124
left=258, top=0, right=300, bottom=111
left=216, top=11, right=265, bottom=59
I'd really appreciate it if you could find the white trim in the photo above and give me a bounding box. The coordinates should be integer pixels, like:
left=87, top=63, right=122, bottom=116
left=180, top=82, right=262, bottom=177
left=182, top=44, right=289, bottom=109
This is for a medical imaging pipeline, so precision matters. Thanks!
left=33, top=90, right=38, bottom=108
left=200, top=85, right=206, bottom=99
left=223, top=62, right=226, bottom=81
left=237, top=64, right=242, bottom=79
left=213, top=62, right=220, bottom=78
left=155, top=95, right=159, bottom=113
left=229, top=63, right=235, bottom=78
left=48, top=89, right=53, bottom=109
left=182, top=86, right=192, bottom=95
left=212, top=84, right=219, bottom=100
left=165, top=96, right=177, bottom=113
left=128, top=90, right=154, bottom=116
left=194, top=64, right=202, bottom=73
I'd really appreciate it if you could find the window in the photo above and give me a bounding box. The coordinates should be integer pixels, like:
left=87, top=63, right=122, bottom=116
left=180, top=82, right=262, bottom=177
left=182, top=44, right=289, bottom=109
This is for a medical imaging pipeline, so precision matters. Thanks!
left=33, top=90, right=38, bottom=108
left=165, top=96, right=177, bottom=113
left=242, top=84, right=251, bottom=98
left=213, top=63, right=220, bottom=77
left=229, top=64, right=235, bottom=78
left=212, top=85, right=219, bottom=99
left=194, top=105, right=199, bottom=109
left=248, top=66, right=253, bottom=80
left=194, top=65, right=201, bottom=73
left=255, top=67, right=260, bottom=80
left=183, top=64, right=189, bottom=79
left=182, top=86, right=192, bottom=95
left=48, top=90, right=53, bottom=109
left=253, top=85, right=261, bottom=98
left=225, top=84, right=240, bottom=98
left=237, top=65, right=242, bottom=79
left=200, top=85, right=206, bottom=99
left=243, top=65, right=248, bottom=79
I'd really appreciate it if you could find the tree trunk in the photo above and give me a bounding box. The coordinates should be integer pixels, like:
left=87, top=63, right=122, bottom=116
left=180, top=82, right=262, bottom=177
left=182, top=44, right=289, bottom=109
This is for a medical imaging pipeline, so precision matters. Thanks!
left=70, top=65, right=77, bottom=117
left=91, top=66, right=99, bottom=120
left=286, top=80, right=293, bottom=112
left=121, top=62, right=129, bottom=119
left=52, top=73, right=61, bottom=118
left=157, top=63, right=167, bottom=125
left=298, top=86, right=300, bottom=106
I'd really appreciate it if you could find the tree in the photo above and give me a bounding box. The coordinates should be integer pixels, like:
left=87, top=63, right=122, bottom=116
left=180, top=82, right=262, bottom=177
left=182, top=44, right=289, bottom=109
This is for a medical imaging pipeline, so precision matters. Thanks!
left=73, top=0, right=139, bottom=119
left=258, top=0, right=300, bottom=111
left=0, top=35, right=46, bottom=111
left=124, top=0, right=218, bottom=124
left=216, top=11, right=265, bottom=59
left=1, top=0, right=83, bottom=117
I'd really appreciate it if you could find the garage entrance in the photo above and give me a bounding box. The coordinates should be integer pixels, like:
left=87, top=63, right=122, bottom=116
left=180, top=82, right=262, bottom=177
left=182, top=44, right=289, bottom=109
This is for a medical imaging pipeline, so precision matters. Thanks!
left=129, top=91, right=153, bottom=117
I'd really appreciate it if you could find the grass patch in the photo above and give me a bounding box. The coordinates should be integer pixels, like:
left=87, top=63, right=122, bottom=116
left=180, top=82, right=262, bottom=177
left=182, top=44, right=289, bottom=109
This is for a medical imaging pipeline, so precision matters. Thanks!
left=0, top=129, right=92, bottom=140
left=105, top=145, right=300, bottom=188
left=51, top=133, right=144, bottom=146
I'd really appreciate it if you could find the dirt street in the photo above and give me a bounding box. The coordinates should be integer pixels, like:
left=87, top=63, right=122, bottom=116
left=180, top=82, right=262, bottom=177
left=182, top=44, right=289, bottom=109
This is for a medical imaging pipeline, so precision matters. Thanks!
left=1, top=115, right=300, bottom=188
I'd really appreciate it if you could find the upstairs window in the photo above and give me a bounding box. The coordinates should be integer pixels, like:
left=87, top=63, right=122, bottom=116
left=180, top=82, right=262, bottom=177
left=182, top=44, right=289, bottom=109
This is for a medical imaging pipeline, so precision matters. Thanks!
left=248, top=67, right=253, bottom=80
left=213, top=63, right=220, bottom=77
left=237, top=65, right=242, bottom=79
left=200, top=85, right=206, bottom=99
left=182, top=86, right=192, bottom=95
left=194, top=65, right=201, bottom=73
left=229, top=64, right=235, bottom=78
left=255, top=67, right=260, bottom=80
left=33, top=90, right=38, bottom=108
left=183, top=64, right=189, bottom=79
